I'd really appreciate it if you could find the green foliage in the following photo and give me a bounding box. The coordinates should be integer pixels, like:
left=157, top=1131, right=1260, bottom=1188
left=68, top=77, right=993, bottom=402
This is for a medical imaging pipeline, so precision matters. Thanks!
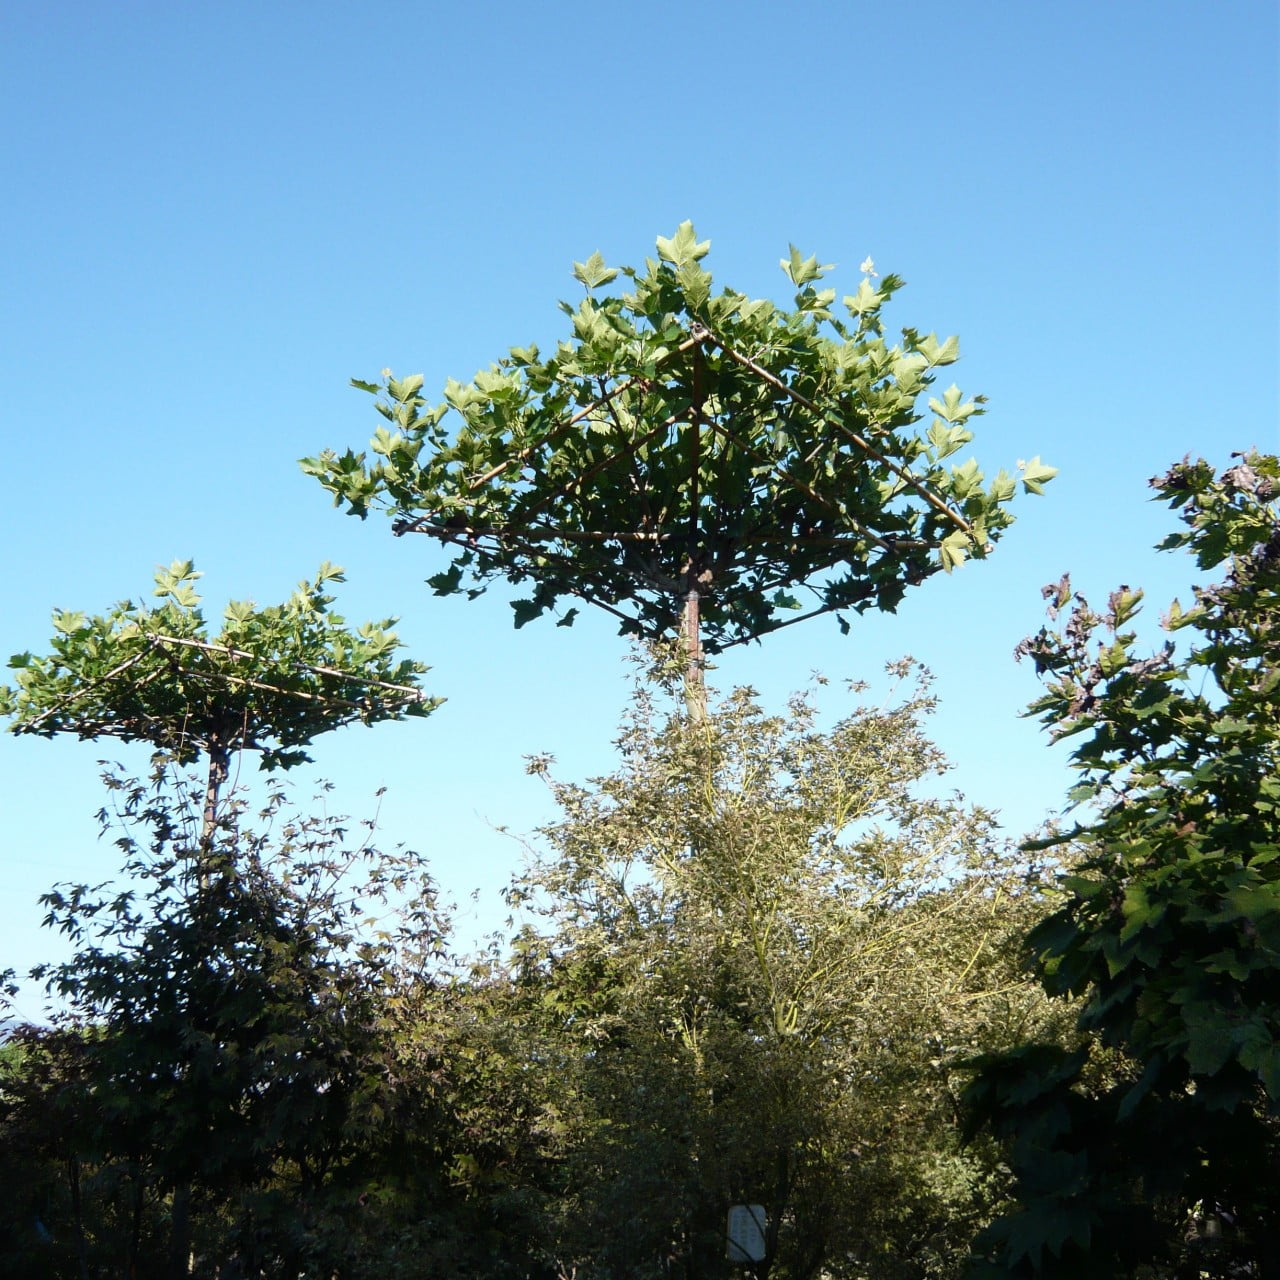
left=0, top=561, right=438, bottom=771
left=303, top=226, right=1053, bottom=652
left=0, top=556, right=448, bottom=1278
left=965, top=450, right=1280, bottom=1276
left=0, top=766, right=450, bottom=1280
left=478, top=667, right=1066, bottom=1280
left=0, top=1025, right=100, bottom=1279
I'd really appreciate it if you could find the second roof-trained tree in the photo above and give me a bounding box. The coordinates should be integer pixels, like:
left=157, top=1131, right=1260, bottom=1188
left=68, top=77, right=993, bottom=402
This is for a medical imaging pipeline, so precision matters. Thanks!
left=0, top=560, right=437, bottom=843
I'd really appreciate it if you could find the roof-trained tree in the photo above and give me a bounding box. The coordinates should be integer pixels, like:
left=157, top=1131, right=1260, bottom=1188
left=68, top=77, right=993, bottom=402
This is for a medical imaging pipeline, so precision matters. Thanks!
left=0, top=561, right=437, bottom=835
left=303, top=225, right=1054, bottom=701
left=1, top=563, right=439, bottom=1277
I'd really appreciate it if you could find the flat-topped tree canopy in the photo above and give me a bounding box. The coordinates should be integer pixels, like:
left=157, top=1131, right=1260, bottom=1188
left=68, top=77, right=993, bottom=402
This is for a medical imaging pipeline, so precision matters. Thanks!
left=304, top=224, right=1055, bottom=657
left=0, top=561, right=438, bottom=772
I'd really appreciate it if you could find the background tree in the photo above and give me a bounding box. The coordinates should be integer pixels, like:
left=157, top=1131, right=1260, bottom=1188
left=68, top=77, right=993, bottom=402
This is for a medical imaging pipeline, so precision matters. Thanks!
left=1, top=771, right=451, bottom=1280
left=0, top=561, right=440, bottom=1279
left=964, top=450, right=1280, bottom=1277
left=463, top=666, right=1069, bottom=1280
left=303, top=226, right=1054, bottom=708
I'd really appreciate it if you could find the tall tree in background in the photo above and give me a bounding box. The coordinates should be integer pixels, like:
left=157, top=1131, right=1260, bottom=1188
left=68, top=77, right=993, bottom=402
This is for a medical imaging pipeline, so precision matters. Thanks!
left=304, top=225, right=1054, bottom=710
left=480, top=666, right=1067, bottom=1280
left=964, top=451, right=1280, bottom=1278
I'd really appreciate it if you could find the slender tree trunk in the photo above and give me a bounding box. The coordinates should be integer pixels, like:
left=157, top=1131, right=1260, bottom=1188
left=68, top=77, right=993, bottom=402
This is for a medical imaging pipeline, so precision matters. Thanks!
left=166, top=735, right=230, bottom=1279
left=682, top=582, right=706, bottom=722
left=168, top=1183, right=191, bottom=1280
left=760, top=1144, right=793, bottom=1280
left=201, top=735, right=230, bottom=849
left=128, top=1168, right=144, bottom=1279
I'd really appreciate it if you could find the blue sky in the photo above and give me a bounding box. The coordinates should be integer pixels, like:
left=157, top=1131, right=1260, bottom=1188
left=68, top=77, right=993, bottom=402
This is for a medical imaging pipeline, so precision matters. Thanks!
left=1, top=0, right=1276, bottom=1019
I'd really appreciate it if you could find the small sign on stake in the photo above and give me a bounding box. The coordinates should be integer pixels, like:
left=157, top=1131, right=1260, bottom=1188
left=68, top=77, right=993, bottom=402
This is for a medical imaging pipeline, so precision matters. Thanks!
left=726, top=1204, right=766, bottom=1263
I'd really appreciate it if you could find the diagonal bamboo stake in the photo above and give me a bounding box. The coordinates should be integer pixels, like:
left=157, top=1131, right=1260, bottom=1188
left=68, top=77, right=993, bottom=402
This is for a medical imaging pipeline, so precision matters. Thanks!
left=464, top=333, right=705, bottom=491
left=145, top=635, right=431, bottom=702
left=17, top=644, right=157, bottom=735
left=691, top=324, right=974, bottom=536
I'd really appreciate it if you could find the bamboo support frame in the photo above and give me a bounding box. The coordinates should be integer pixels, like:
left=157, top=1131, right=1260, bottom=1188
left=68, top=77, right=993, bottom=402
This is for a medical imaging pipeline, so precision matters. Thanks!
left=13, top=632, right=429, bottom=743
left=394, top=522, right=925, bottom=552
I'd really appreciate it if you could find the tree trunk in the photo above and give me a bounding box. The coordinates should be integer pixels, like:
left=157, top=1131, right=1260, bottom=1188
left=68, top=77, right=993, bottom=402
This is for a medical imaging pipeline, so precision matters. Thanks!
left=201, top=735, right=230, bottom=850
left=682, top=583, right=707, bottom=722
left=128, top=1168, right=144, bottom=1280
left=66, top=1154, right=90, bottom=1280
left=166, top=733, right=230, bottom=1278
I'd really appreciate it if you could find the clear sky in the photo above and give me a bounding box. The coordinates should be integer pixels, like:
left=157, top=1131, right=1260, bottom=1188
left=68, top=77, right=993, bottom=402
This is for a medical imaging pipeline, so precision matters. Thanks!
left=1, top=0, right=1276, bottom=1020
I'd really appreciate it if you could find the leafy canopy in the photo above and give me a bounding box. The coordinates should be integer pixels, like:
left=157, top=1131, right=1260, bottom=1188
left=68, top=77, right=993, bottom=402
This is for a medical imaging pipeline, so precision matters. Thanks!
left=498, top=666, right=1063, bottom=1280
left=1016, top=450, right=1280, bottom=1102
left=0, top=560, right=438, bottom=770
left=303, top=224, right=1054, bottom=652
left=965, top=450, right=1280, bottom=1277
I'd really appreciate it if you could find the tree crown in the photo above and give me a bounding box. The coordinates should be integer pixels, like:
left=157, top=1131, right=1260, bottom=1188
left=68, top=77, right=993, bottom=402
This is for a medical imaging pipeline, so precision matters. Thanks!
left=304, top=224, right=1055, bottom=653
left=0, top=560, right=438, bottom=770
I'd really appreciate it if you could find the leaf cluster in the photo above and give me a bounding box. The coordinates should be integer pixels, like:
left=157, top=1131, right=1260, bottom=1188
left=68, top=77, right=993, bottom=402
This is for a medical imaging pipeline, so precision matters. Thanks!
left=303, top=224, right=1054, bottom=652
left=1016, top=451, right=1280, bottom=1098
left=0, top=561, right=439, bottom=770
left=966, top=450, right=1280, bottom=1276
